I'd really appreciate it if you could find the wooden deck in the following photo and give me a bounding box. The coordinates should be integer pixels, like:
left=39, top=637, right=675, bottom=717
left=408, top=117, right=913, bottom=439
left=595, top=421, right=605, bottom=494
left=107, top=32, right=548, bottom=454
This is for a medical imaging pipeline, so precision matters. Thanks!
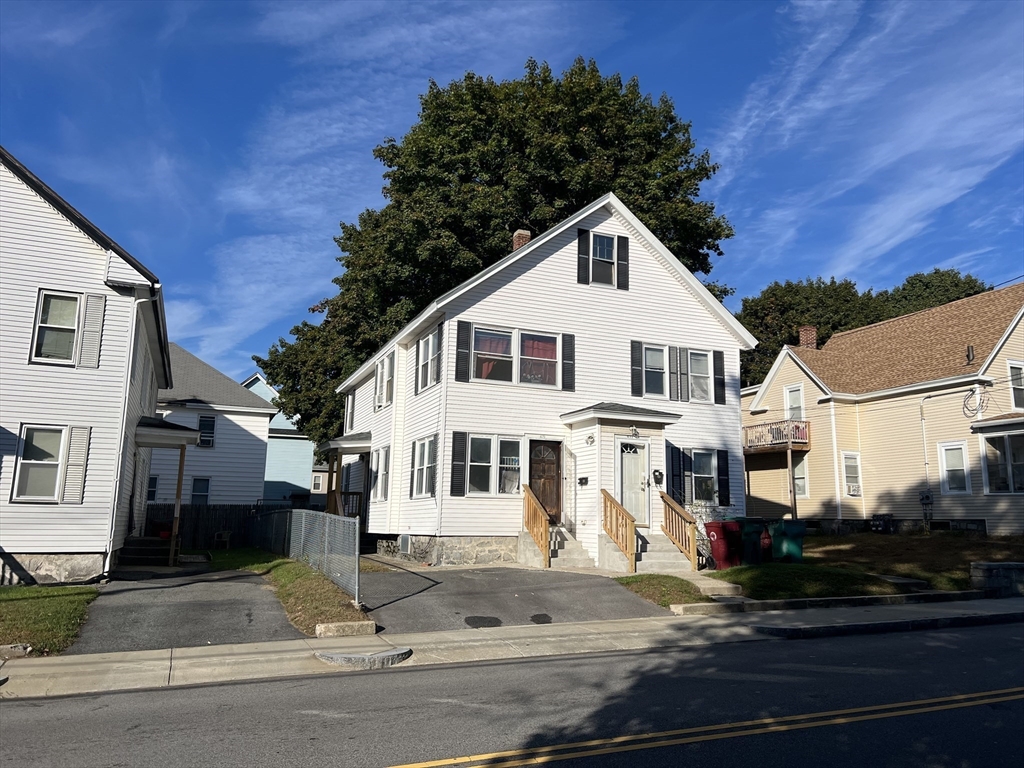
left=743, top=419, right=811, bottom=454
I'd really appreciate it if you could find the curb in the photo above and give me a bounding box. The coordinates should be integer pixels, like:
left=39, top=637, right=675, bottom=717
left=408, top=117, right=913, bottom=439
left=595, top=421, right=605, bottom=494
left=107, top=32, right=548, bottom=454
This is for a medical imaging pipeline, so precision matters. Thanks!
left=314, top=647, right=413, bottom=670
left=670, top=589, right=990, bottom=616
left=752, top=610, right=1024, bottom=639
left=315, top=620, right=377, bottom=638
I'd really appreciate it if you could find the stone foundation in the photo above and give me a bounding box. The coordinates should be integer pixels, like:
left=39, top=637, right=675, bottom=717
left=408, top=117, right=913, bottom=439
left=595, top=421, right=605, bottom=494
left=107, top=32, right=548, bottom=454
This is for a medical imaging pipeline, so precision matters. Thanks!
left=0, top=553, right=105, bottom=585
left=377, top=535, right=519, bottom=566
left=971, top=562, right=1024, bottom=597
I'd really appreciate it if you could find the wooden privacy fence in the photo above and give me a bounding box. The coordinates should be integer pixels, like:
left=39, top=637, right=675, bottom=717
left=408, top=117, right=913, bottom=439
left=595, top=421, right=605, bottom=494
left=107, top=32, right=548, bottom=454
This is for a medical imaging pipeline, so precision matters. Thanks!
left=660, top=492, right=698, bottom=571
left=145, top=504, right=263, bottom=550
left=522, top=484, right=552, bottom=568
left=601, top=490, right=636, bottom=574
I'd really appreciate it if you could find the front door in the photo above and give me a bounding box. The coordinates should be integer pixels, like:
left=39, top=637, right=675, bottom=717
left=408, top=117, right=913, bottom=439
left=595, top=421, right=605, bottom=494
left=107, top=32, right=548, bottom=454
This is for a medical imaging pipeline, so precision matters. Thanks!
left=619, top=441, right=649, bottom=526
left=529, top=441, right=562, bottom=524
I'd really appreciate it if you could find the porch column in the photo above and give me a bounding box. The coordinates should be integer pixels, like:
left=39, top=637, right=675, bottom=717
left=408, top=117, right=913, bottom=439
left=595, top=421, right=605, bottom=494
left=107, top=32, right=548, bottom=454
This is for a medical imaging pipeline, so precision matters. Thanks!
left=168, top=444, right=186, bottom=566
left=326, top=452, right=337, bottom=515
left=787, top=447, right=798, bottom=520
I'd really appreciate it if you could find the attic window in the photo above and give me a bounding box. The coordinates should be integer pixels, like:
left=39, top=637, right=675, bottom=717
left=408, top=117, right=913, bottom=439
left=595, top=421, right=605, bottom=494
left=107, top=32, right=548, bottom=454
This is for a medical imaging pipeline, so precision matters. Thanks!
left=592, top=234, right=615, bottom=285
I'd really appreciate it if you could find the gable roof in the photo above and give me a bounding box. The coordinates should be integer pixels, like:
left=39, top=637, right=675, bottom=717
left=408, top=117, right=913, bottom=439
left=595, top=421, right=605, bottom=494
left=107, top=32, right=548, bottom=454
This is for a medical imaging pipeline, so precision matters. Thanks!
left=337, top=193, right=757, bottom=392
left=751, top=283, right=1023, bottom=403
left=159, top=343, right=277, bottom=412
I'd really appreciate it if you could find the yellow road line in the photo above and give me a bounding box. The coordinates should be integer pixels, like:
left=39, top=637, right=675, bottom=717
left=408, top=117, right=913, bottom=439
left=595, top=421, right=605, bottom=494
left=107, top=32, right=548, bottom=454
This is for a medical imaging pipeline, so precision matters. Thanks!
left=390, top=687, right=1024, bottom=768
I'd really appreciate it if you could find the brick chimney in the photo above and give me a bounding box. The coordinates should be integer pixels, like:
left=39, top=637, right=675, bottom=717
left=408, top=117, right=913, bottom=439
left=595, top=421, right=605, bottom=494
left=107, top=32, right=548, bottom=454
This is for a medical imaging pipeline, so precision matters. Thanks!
left=512, top=229, right=531, bottom=251
left=798, top=325, right=817, bottom=349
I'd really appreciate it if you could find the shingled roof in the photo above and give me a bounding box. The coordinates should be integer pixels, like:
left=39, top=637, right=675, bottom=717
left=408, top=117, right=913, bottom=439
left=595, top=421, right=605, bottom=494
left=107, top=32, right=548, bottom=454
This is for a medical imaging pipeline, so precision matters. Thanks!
left=159, top=344, right=277, bottom=411
left=788, top=282, right=1024, bottom=394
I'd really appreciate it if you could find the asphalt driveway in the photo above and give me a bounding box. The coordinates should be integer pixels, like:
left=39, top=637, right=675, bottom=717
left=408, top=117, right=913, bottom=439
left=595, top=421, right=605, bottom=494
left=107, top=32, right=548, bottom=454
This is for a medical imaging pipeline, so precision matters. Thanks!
left=360, top=565, right=668, bottom=634
left=67, top=570, right=303, bottom=655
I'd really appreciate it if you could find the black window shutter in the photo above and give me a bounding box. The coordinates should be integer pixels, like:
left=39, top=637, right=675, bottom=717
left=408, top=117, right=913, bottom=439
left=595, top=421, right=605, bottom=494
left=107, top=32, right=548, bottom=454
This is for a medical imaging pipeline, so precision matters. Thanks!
left=717, top=449, right=731, bottom=507
left=683, top=449, right=693, bottom=505
left=577, top=228, right=590, bottom=284
left=435, top=321, right=444, bottom=383
left=616, top=236, right=629, bottom=291
left=713, top=350, right=726, bottom=405
left=561, top=334, right=576, bottom=392
left=668, top=346, right=679, bottom=401
left=409, top=442, right=416, bottom=499
left=630, top=341, right=643, bottom=397
left=679, top=348, right=690, bottom=403
left=455, top=321, right=471, bottom=382
left=414, top=338, right=421, bottom=395
left=430, top=433, right=438, bottom=497
left=450, top=432, right=467, bottom=497
left=666, top=441, right=683, bottom=504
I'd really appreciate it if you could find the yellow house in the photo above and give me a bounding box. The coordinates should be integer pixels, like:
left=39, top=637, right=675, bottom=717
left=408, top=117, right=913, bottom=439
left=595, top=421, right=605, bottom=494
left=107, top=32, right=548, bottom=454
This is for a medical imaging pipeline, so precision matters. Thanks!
left=741, top=282, right=1024, bottom=535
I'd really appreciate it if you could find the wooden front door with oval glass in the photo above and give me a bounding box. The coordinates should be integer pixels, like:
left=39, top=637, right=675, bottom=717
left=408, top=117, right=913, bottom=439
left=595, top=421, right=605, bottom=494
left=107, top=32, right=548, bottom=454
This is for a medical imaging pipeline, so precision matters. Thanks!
left=529, top=440, right=562, bottom=524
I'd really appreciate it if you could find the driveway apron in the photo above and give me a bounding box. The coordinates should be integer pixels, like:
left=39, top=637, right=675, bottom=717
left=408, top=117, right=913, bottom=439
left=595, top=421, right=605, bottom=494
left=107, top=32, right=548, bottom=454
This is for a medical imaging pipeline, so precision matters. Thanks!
left=361, top=566, right=668, bottom=634
left=66, top=570, right=303, bottom=655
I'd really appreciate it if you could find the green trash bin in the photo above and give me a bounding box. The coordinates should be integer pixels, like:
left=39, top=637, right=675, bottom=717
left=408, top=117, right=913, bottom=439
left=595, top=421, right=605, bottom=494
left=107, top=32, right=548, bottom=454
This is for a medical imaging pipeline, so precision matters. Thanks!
left=770, top=520, right=807, bottom=563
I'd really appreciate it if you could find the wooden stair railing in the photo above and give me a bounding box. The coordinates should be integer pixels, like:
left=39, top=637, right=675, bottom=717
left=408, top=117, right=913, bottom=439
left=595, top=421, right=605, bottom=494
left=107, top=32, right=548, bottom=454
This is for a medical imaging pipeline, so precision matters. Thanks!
left=522, top=484, right=552, bottom=569
left=602, top=490, right=636, bottom=574
left=660, top=492, right=698, bottom=571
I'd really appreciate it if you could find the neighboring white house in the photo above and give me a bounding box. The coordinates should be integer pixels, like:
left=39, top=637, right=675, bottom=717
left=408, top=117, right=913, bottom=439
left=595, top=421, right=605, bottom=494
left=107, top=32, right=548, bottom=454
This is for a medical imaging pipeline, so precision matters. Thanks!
left=149, top=345, right=276, bottom=506
left=0, top=145, right=196, bottom=584
left=320, top=193, right=757, bottom=568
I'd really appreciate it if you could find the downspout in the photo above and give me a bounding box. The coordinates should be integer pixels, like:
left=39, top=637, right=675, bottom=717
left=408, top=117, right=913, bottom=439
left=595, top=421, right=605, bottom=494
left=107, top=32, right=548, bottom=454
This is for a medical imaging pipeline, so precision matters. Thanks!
left=104, top=293, right=154, bottom=574
left=919, top=396, right=933, bottom=495
left=829, top=402, right=842, bottom=520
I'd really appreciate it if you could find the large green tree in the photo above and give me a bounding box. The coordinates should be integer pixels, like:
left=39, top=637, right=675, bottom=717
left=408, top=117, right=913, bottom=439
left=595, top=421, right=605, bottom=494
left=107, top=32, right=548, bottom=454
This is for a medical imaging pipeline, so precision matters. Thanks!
left=736, top=268, right=991, bottom=387
left=257, top=58, right=735, bottom=444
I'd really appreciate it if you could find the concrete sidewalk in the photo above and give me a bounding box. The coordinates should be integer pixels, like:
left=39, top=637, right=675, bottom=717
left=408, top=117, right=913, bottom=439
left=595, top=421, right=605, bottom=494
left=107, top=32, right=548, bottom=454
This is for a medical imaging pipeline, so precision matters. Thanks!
left=2, top=597, right=1020, bottom=700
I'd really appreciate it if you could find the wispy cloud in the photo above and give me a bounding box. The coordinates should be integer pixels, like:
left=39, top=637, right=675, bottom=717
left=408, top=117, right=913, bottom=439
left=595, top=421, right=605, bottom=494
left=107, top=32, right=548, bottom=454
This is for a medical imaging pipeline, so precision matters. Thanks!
left=0, top=1, right=118, bottom=55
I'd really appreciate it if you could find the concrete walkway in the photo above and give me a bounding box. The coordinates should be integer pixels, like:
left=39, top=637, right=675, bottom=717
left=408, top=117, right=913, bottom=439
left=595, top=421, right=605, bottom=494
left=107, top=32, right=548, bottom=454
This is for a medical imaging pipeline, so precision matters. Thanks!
left=3, top=597, right=1020, bottom=700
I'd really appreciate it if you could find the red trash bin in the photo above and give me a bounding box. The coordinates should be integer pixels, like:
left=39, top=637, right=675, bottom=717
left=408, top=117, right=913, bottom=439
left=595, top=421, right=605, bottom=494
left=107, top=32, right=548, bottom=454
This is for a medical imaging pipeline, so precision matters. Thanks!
left=705, top=521, right=742, bottom=570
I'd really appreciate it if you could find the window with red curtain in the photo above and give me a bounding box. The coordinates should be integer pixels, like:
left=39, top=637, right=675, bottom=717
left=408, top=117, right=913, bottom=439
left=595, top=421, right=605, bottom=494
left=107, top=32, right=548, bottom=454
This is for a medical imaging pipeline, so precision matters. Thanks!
left=520, top=333, right=557, bottom=385
left=473, top=329, right=513, bottom=381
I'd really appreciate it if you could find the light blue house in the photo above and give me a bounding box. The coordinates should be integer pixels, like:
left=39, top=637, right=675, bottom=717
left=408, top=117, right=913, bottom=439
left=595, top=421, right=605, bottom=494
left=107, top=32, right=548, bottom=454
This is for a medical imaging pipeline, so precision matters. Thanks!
left=242, top=373, right=317, bottom=504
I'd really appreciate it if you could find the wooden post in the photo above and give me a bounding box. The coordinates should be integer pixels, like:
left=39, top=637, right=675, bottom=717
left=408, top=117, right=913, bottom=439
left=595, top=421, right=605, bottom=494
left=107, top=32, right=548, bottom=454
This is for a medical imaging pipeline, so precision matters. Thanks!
left=787, top=447, right=798, bottom=520
left=168, top=444, right=186, bottom=566
left=326, top=453, right=336, bottom=515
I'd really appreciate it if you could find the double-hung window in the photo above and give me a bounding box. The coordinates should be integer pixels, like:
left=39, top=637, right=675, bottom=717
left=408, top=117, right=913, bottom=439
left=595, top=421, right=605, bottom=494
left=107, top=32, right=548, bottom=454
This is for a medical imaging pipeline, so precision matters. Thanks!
left=32, top=292, right=80, bottom=363
left=792, top=453, right=808, bottom=497
left=591, top=234, right=615, bottom=285
left=13, top=426, right=66, bottom=501
left=519, top=334, right=558, bottom=386
left=689, top=351, right=711, bottom=402
left=465, top=435, right=522, bottom=495
left=939, top=442, right=970, bottom=494
left=473, top=329, right=513, bottom=382
left=498, top=439, right=521, bottom=494
left=468, top=436, right=493, bottom=494
left=312, top=474, right=323, bottom=492
left=984, top=434, right=1024, bottom=494
left=643, top=346, right=666, bottom=396
left=413, top=437, right=437, bottom=498
left=147, top=475, right=159, bottom=502
left=190, top=478, right=210, bottom=505
left=198, top=415, right=216, bottom=448
left=1010, top=363, right=1024, bottom=411
left=785, top=385, right=804, bottom=420
left=371, top=446, right=390, bottom=501
left=843, top=453, right=862, bottom=497
left=418, top=330, right=440, bottom=391
left=375, top=351, right=395, bottom=409
left=692, top=449, right=716, bottom=503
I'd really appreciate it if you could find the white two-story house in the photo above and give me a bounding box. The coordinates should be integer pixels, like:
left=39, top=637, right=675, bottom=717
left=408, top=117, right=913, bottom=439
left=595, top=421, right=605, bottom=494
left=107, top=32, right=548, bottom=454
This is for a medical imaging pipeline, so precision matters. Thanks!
left=318, top=193, right=757, bottom=569
left=0, top=146, right=196, bottom=584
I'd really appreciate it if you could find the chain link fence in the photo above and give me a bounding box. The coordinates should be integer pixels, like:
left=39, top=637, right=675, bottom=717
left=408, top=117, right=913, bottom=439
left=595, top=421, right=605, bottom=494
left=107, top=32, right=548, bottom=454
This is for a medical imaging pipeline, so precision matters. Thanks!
left=248, top=509, right=360, bottom=603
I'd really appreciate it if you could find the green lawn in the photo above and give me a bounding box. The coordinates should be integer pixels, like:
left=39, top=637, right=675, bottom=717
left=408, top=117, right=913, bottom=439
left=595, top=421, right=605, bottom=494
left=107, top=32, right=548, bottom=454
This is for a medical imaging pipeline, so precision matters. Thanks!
left=707, top=563, right=911, bottom=601
left=0, top=585, right=99, bottom=656
left=615, top=574, right=715, bottom=607
left=208, top=548, right=367, bottom=634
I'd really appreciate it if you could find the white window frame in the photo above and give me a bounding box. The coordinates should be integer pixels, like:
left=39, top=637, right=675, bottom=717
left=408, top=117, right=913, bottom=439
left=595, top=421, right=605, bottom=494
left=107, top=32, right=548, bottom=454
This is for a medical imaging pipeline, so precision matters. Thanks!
left=692, top=448, right=718, bottom=504
left=12, top=424, right=68, bottom=502
left=689, top=350, right=712, bottom=403
left=470, top=326, right=560, bottom=389
left=418, top=329, right=441, bottom=392
left=344, top=392, right=355, bottom=433
left=190, top=477, right=211, bottom=505
left=980, top=432, right=1024, bottom=495
left=792, top=452, right=809, bottom=498
left=590, top=232, right=617, bottom=287
left=785, top=384, right=804, bottom=421
left=412, top=436, right=437, bottom=499
left=467, top=435, right=494, bottom=495
left=30, top=290, right=81, bottom=365
left=642, top=344, right=668, bottom=399
left=197, top=414, right=216, bottom=448
left=147, top=475, right=159, bottom=502
left=374, top=351, right=395, bottom=410
left=842, top=452, right=862, bottom=497
left=312, top=474, right=323, bottom=492
left=497, top=438, right=522, bottom=495
left=1009, top=361, right=1024, bottom=412
left=938, top=440, right=971, bottom=495
left=463, top=434, right=523, bottom=496
left=379, top=446, right=390, bottom=501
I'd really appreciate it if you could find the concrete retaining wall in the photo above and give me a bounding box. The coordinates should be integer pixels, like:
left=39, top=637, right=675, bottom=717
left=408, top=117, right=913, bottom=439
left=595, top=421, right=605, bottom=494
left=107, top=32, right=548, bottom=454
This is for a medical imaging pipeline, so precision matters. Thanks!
left=377, top=535, right=518, bottom=566
left=0, top=553, right=105, bottom=585
left=971, top=562, right=1024, bottom=597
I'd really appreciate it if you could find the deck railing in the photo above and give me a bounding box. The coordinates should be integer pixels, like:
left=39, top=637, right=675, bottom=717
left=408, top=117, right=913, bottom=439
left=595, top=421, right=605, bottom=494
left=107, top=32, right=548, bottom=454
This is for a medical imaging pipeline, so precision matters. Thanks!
left=660, top=493, right=698, bottom=571
left=602, top=490, right=636, bottom=574
left=522, top=484, right=552, bottom=569
left=329, top=490, right=364, bottom=518
left=743, top=419, right=810, bottom=451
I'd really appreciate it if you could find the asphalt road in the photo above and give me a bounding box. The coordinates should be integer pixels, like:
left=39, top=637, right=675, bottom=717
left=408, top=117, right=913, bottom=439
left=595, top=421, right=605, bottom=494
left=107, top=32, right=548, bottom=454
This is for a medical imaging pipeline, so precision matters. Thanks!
left=66, top=570, right=303, bottom=654
left=361, top=566, right=668, bottom=633
left=3, top=625, right=1022, bottom=767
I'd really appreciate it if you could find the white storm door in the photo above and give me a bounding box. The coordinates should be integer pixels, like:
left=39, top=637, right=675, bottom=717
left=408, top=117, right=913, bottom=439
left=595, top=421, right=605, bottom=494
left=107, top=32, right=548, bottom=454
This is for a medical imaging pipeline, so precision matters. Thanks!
left=619, top=440, right=649, bottom=526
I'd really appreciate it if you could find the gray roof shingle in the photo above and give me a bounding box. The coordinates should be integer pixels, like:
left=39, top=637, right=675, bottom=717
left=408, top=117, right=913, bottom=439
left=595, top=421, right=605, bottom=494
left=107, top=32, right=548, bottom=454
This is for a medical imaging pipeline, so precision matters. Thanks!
left=159, top=344, right=276, bottom=411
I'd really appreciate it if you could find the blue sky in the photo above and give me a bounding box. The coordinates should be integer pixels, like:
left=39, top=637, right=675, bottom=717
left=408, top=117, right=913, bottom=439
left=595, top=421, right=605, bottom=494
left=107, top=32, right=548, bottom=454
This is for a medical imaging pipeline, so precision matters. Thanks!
left=2, top=0, right=1022, bottom=379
